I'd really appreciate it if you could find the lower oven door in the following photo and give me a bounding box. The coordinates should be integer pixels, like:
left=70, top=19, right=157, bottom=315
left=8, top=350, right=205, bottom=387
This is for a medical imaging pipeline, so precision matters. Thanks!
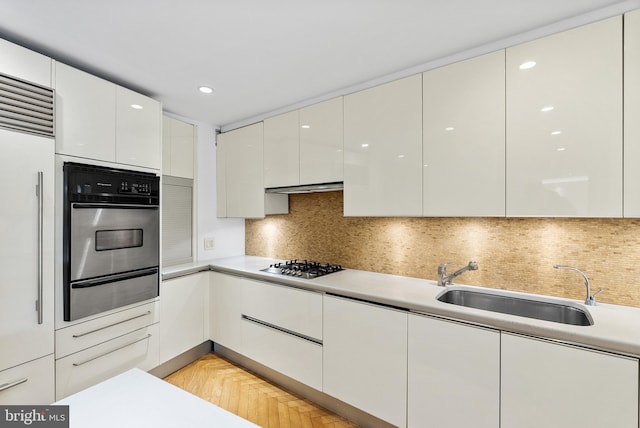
left=68, top=267, right=159, bottom=321
left=69, top=203, right=159, bottom=280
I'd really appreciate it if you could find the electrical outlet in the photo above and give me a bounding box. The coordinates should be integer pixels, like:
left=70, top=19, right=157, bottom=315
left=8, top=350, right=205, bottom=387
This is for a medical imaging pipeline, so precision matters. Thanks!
left=204, top=237, right=215, bottom=251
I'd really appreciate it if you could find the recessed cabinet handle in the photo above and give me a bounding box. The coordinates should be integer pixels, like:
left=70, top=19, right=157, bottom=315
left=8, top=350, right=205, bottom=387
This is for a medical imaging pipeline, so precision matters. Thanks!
left=36, top=171, right=44, bottom=325
left=72, top=311, right=152, bottom=338
left=72, top=334, right=152, bottom=367
left=0, top=377, right=28, bottom=393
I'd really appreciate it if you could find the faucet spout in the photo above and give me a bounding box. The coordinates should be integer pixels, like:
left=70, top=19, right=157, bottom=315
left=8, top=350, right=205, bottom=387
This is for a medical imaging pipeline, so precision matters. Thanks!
left=437, top=261, right=478, bottom=286
left=553, top=265, right=603, bottom=306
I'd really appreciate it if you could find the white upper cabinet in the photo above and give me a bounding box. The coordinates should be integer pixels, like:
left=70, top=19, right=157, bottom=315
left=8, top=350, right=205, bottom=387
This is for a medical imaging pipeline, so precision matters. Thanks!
left=55, top=62, right=161, bottom=169
left=115, top=86, right=162, bottom=169
left=299, top=97, right=344, bottom=185
left=0, top=38, right=51, bottom=87
left=423, top=51, right=505, bottom=216
left=218, top=123, right=267, bottom=218
left=344, top=74, right=422, bottom=216
left=55, top=62, right=116, bottom=162
left=162, top=115, right=195, bottom=179
left=506, top=17, right=622, bottom=217
left=263, top=97, right=344, bottom=188
left=263, top=110, right=299, bottom=188
left=624, top=10, right=640, bottom=217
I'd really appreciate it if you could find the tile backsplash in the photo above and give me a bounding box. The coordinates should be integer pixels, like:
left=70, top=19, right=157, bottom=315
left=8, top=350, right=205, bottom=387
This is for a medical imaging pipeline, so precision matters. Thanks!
left=246, top=191, right=640, bottom=308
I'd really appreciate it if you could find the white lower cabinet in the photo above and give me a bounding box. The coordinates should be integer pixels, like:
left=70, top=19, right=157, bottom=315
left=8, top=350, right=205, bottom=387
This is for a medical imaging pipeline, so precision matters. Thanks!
left=0, top=355, right=54, bottom=405
left=159, top=273, right=209, bottom=363
left=210, top=272, right=323, bottom=390
left=407, top=314, right=500, bottom=428
left=323, top=295, right=407, bottom=427
left=54, top=302, right=159, bottom=399
left=501, top=332, right=638, bottom=428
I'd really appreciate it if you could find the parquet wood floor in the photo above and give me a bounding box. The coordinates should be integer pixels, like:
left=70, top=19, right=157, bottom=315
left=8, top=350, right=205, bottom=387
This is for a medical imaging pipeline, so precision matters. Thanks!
left=164, top=353, right=358, bottom=428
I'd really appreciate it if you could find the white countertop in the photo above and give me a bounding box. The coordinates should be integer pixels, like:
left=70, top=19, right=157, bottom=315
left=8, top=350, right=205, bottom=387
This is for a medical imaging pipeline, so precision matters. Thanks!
left=165, top=256, right=640, bottom=357
left=55, top=368, right=258, bottom=428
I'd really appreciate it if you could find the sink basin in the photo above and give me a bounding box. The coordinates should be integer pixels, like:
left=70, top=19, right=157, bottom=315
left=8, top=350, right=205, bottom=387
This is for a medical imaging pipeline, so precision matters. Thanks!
left=437, top=288, right=593, bottom=326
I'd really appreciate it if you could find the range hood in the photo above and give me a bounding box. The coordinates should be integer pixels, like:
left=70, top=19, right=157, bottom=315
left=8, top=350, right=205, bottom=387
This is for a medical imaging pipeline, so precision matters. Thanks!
left=265, top=182, right=343, bottom=194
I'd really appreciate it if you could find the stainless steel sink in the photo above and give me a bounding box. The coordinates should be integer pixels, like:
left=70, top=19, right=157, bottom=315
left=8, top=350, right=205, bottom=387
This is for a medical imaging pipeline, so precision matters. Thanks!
left=437, top=288, right=593, bottom=326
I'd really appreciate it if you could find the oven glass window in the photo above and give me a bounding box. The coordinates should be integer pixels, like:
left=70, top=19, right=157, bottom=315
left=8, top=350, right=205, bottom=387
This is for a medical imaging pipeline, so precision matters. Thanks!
left=95, top=229, right=143, bottom=251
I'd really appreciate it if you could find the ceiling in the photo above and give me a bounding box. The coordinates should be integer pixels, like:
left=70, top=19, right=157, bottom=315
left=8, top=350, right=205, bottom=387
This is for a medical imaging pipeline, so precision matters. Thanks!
left=0, top=0, right=637, bottom=129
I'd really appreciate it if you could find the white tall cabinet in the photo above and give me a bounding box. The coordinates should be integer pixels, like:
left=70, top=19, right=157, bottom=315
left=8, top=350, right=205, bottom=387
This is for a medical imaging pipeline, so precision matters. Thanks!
left=0, top=128, right=55, bottom=404
left=501, top=333, right=638, bottom=428
left=624, top=9, right=640, bottom=216
left=505, top=16, right=622, bottom=217
left=323, top=295, right=407, bottom=427
left=407, top=314, right=500, bottom=428
left=344, top=75, right=422, bottom=216
left=423, top=51, right=505, bottom=216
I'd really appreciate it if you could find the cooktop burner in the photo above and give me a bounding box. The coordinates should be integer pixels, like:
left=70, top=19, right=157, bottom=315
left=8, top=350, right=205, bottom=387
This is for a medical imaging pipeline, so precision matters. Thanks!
left=261, top=259, right=344, bottom=279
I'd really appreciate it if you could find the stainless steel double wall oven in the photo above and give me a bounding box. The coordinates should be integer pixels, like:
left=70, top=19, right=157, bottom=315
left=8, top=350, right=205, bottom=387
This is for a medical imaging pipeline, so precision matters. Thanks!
left=63, top=162, right=160, bottom=321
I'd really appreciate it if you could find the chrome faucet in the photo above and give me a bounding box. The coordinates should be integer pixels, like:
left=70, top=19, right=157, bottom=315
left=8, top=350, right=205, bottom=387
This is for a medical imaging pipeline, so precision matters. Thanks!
left=553, top=265, right=603, bottom=306
left=437, top=261, right=478, bottom=286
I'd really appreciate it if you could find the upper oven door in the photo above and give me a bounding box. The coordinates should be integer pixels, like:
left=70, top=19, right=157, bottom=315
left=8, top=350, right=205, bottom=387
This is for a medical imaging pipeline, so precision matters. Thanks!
left=70, top=203, right=159, bottom=281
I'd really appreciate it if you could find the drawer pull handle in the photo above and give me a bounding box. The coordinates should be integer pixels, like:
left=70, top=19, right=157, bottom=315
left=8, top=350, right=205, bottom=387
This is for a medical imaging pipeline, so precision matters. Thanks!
left=72, top=311, right=152, bottom=338
left=72, top=334, right=152, bottom=367
left=0, top=377, right=28, bottom=393
left=241, top=314, right=323, bottom=345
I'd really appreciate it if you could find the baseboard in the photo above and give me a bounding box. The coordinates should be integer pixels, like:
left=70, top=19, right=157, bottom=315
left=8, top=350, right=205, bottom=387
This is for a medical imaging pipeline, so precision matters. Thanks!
left=149, top=341, right=212, bottom=378
left=213, top=343, right=395, bottom=428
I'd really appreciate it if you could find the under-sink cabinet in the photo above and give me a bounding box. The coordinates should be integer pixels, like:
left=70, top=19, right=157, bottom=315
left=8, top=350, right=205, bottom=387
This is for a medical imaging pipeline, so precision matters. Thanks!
left=501, top=332, right=638, bottom=428
left=210, top=272, right=323, bottom=389
left=54, top=301, right=159, bottom=399
left=323, top=295, right=407, bottom=427
left=407, top=314, right=500, bottom=428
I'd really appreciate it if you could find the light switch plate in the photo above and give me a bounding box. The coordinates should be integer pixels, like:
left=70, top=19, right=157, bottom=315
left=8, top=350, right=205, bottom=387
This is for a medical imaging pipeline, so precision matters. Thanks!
left=204, top=237, right=215, bottom=251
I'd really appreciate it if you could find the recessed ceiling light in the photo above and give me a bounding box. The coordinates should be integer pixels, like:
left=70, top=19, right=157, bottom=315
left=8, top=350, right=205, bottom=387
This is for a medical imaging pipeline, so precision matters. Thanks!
left=540, top=106, right=554, bottom=112
left=301, top=125, right=311, bottom=129
left=130, top=104, right=143, bottom=110
left=445, top=127, right=455, bottom=131
left=199, top=86, right=214, bottom=94
left=519, top=61, right=537, bottom=70
left=361, top=143, right=369, bottom=148
left=398, top=154, right=405, bottom=158
left=557, top=147, right=566, bottom=152
left=551, top=131, right=562, bottom=135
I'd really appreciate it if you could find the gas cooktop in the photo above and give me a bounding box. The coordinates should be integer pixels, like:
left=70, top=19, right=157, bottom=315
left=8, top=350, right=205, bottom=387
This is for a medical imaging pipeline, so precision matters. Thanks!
left=261, top=260, right=344, bottom=279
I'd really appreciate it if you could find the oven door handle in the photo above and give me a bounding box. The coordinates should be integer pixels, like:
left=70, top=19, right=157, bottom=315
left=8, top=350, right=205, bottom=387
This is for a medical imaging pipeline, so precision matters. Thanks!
left=71, top=203, right=159, bottom=209
left=71, top=267, right=159, bottom=289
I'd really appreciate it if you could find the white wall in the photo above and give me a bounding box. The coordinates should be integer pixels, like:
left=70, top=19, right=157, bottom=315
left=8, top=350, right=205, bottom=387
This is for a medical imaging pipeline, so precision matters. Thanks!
left=194, top=121, right=245, bottom=260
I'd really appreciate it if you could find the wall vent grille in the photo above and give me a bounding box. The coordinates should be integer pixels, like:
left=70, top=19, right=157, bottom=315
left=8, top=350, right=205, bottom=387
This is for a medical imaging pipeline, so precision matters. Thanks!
left=0, top=73, right=54, bottom=137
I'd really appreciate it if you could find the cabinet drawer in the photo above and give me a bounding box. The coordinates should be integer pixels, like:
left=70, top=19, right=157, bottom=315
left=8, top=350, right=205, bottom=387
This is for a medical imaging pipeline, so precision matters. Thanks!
left=0, top=354, right=54, bottom=405
left=56, top=302, right=158, bottom=359
left=242, top=316, right=322, bottom=390
left=243, top=279, right=322, bottom=340
left=55, top=324, right=159, bottom=399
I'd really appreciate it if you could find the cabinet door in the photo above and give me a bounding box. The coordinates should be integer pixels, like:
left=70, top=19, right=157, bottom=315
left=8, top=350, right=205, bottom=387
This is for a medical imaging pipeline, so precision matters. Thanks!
left=344, top=74, right=422, bottom=216
left=116, top=86, right=162, bottom=169
left=624, top=10, right=640, bottom=216
left=501, top=333, right=638, bottom=428
left=222, top=123, right=266, bottom=218
left=0, top=354, right=54, bottom=405
left=0, top=129, right=54, bottom=372
left=299, top=97, right=344, bottom=185
left=264, top=110, right=299, bottom=188
left=323, top=295, right=407, bottom=427
left=0, top=38, right=51, bottom=87
left=210, top=272, right=245, bottom=353
left=506, top=17, right=622, bottom=217
left=55, top=62, right=116, bottom=161
left=423, top=51, right=505, bottom=216
left=162, top=115, right=195, bottom=179
left=159, top=273, right=208, bottom=363
left=407, top=314, right=499, bottom=428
